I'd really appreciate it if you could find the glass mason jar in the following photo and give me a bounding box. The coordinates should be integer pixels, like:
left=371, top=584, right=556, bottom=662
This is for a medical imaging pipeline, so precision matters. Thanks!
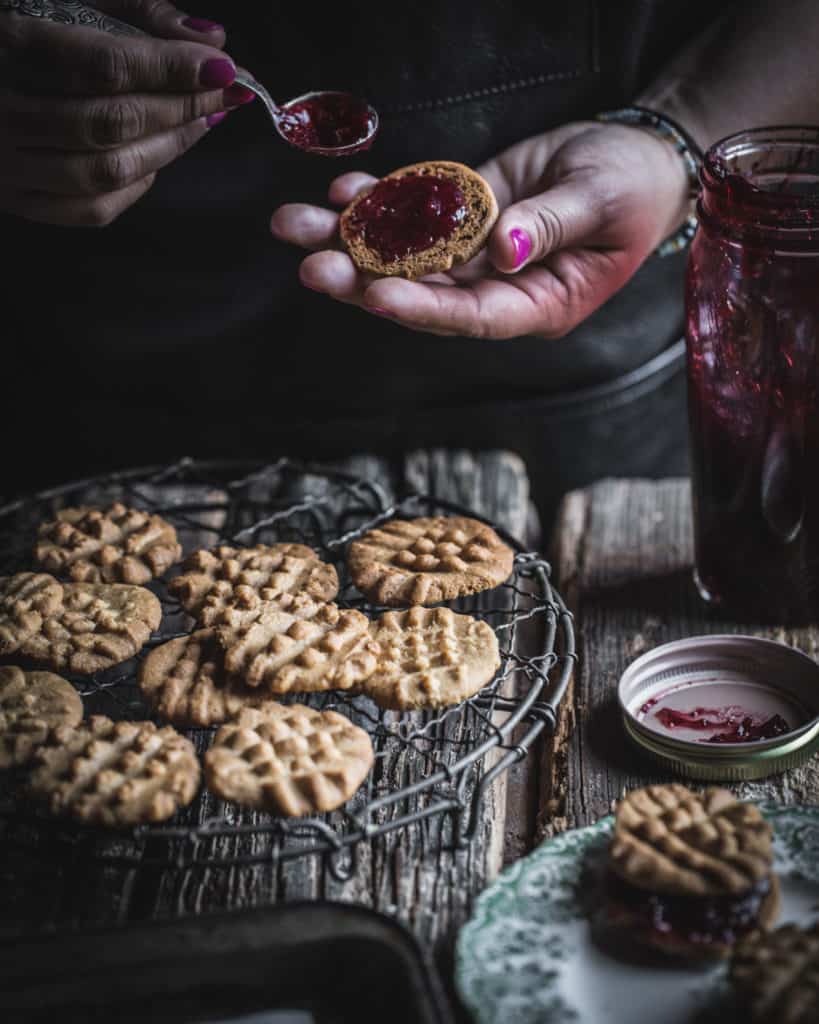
left=686, top=127, right=819, bottom=622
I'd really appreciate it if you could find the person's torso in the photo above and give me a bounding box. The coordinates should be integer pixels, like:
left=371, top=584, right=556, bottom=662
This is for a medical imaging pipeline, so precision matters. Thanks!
left=3, top=0, right=732, bottom=490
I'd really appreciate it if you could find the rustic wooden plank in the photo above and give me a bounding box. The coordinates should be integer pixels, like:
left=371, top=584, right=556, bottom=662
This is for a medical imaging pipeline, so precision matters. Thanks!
left=547, top=477, right=819, bottom=835
left=141, top=457, right=393, bottom=920
left=0, top=480, right=228, bottom=932
left=137, top=452, right=532, bottom=948
left=399, top=450, right=531, bottom=945
left=1, top=452, right=535, bottom=959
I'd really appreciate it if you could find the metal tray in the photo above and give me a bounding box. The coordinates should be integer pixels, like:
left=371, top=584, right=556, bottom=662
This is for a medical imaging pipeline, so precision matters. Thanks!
left=1, top=901, right=454, bottom=1024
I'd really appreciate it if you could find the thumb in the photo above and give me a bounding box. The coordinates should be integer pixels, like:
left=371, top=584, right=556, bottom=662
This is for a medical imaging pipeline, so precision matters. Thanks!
left=488, top=180, right=606, bottom=274
left=94, top=1, right=226, bottom=45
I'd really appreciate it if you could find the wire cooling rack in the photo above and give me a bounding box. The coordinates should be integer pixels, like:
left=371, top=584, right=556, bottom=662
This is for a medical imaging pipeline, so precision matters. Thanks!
left=0, top=458, right=574, bottom=880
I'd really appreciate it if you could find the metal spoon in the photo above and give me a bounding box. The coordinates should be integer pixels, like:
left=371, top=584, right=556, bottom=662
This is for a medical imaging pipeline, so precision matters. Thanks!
left=236, top=79, right=379, bottom=157
left=3, top=0, right=379, bottom=156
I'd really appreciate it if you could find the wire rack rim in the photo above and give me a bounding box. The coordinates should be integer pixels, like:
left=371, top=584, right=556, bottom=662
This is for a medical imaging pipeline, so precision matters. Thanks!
left=0, top=456, right=575, bottom=871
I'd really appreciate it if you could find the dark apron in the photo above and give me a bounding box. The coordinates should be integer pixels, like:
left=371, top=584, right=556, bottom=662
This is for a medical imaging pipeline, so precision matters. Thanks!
left=2, top=1, right=733, bottom=518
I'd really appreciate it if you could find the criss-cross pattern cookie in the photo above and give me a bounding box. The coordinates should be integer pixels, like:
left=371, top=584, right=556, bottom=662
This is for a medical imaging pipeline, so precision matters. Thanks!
left=0, top=665, right=82, bottom=769
left=35, top=502, right=182, bottom=584
left=221, top=603, right=376, bottom=693
left=19, top=583, right=162, bottom=674
left=361, top=606, right=500, bottom=710
left=347, top=515, right=514, bottom=605
left=29, top=715, right=200, bottom=826
left=610, top=784, right=774, bottom=897
left=204, top=702, right=373, bottom=816
left=0, top=573, right=64, bottom=655
left=138, top=629, right=265, bottom=727
left=168, top=543, right=338, bottom=629
left=731, top=923, right=819, bottom=1023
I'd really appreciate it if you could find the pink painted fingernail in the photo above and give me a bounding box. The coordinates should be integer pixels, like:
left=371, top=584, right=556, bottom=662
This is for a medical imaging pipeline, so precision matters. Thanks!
left=367, top=306, right=394, bottom=318
left=510, top=228, right=531, bottom=268
left=206, top=111, right=227, bottom=127
left=200, top=58, right=235, bottom=89
left=224, top=84, right=256, bottom=107
left=182, top=16, right=223, bottom=32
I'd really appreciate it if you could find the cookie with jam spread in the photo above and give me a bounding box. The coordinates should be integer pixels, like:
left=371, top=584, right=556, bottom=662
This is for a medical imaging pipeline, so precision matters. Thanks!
left=340, top=161, right=499, bottom=280
left=605, top=784, right=779, bottom=959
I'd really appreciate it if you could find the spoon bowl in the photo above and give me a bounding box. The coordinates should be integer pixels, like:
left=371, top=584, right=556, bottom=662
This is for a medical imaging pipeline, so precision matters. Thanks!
left=234, top=73, right=379, bottom=156
left=277, top=90, right=379, bottom=157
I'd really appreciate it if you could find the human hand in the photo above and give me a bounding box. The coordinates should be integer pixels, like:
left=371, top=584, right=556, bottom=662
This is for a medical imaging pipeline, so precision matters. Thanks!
left=270, top=122, right=692, bottom=339
left=0, top=1, right=252, bottom=226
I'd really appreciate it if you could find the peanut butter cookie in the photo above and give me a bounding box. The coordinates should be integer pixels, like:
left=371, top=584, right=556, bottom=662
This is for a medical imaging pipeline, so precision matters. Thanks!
left=35, top=502, right=181, bottom=584
left=348, top=515, right=514, bottom=606
left=204, top=702, right=373, bottom=816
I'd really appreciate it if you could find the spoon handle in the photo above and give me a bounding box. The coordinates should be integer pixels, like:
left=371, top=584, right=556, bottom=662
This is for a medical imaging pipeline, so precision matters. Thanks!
left=232, top=71, right=281, bottom=126
left=0, top=0, right=144, bottom=36
left=1, top=0, right=281, bottom=124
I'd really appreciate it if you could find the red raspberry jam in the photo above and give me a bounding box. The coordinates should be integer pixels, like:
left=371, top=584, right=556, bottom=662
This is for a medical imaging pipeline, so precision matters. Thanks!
left=652, top=705, right=790, bottom=743
left=277, top=92, right=377, bottom=154
left=686, top=127, right=819, bottom=622
left=607, top=872, right=773, bottom=949
left=348, top=173, right=467, bottom=262
left=705, top=714, right=790, bottom=743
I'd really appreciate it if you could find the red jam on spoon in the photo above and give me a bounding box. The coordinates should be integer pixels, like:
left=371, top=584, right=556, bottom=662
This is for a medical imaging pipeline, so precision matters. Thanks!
left=348, top=173, right=467, bottom=261
left=277, top=92, right=378, bottom=155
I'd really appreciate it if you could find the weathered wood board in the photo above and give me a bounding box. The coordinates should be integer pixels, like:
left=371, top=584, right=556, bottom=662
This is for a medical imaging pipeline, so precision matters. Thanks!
left=545, top=477, right=819, bottom=842
left=0, top=450, right=536, bottom=968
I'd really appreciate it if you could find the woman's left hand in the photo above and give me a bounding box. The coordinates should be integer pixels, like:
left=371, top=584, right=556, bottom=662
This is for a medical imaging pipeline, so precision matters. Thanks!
left=269, top=121, right=691, bottom=340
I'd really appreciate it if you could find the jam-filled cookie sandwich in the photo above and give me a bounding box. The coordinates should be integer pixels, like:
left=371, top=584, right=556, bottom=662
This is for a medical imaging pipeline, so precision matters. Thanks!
left=604, top=784, right=779, bottom=960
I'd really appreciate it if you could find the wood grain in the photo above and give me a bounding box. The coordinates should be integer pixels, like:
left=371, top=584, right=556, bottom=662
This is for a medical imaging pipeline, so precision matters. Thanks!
left=0, top=451, right=534, bottom=961
left=547, top=476, right=819, bottom=835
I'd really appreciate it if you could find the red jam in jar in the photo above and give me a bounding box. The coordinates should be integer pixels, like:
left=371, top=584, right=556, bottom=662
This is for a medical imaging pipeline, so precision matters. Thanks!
left=348, top=173, right=467, bottom=261
left=686, top=128, right=819, bottom=621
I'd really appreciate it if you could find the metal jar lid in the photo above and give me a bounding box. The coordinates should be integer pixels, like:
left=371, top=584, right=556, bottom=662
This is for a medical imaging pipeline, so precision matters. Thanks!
left=618, top=635, right=819, bottom=781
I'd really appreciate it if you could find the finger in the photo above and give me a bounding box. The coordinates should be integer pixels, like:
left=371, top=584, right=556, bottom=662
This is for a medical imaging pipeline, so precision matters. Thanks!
left=3, top=118, right=212, bottom=195
left=94, top=1, right=226, bottom=45
left=362, top=251, right=622, bottom=339
left=327, top=172, right=378, bottom=207
left=1, top=13, right=238, bottom=95
left=363, top=248, right=632, bottom=339
left=5, top=173, right=156, bottom=227
left=487, top=177, right=607, bottom=274
left=299, top=250, right=371, bottom=304
left=270, top=203, right=340, bottom=251
left=358, top=277, right=538, bottom=339
left=0, top=87, right=239, bottom=149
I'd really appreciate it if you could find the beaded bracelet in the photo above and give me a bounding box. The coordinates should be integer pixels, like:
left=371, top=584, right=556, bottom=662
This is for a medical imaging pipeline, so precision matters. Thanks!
left=596, top=106, right=702, bottom=257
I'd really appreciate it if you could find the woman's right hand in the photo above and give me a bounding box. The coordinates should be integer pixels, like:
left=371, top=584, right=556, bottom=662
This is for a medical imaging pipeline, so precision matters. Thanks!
left=0, top=1, right=250, bottom=226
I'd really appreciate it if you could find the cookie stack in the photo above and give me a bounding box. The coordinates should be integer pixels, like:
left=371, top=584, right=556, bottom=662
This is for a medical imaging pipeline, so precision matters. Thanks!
left=0, top=503, right=514, bottom=826
left=605, top=784, right=819, bottom=1017
left=606, top=784, right=779, bottom=960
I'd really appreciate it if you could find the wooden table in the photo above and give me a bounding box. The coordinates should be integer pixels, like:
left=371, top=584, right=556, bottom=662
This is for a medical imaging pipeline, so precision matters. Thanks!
left=0, top=449, right=544, bottom=1021
left=5, top=464, right=818, bottom=1022
left=545, top=476, right=819, bottom=843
